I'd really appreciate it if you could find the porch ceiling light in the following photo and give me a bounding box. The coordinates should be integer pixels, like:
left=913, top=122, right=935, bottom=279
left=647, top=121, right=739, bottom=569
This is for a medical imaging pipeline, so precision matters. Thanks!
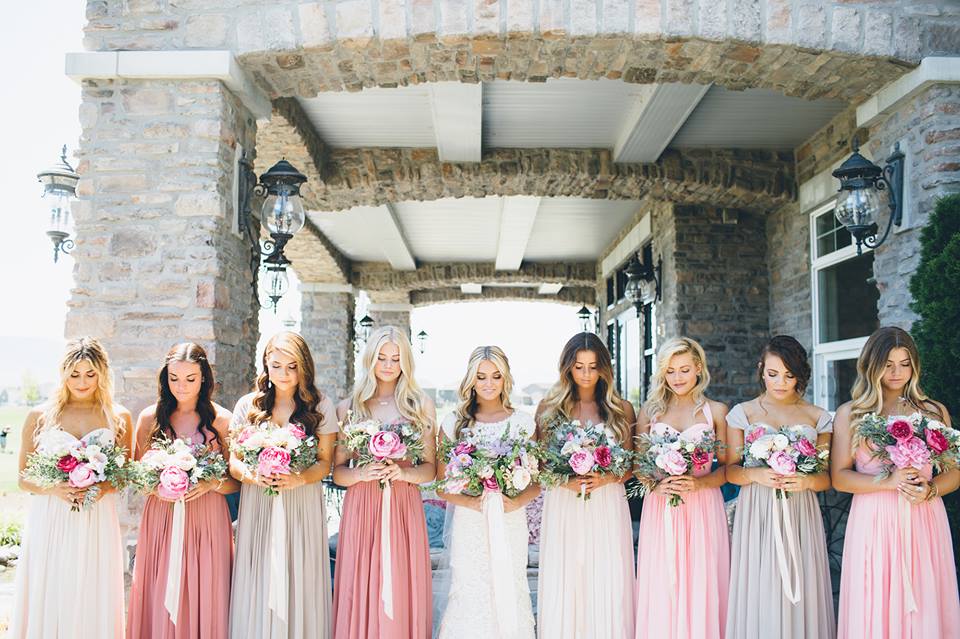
left=576, top=305, right=599, bottom=334
left=832, top=142, right=904, bottom=255
left=238, top=155, right=308, bottom=309
left=37, top=145, right=79, bottom=263
left=624, top=253, right=662, bottom=315
left=354, top=315, right=375, bottom=354
left=416, top=329, right=428, bottom=354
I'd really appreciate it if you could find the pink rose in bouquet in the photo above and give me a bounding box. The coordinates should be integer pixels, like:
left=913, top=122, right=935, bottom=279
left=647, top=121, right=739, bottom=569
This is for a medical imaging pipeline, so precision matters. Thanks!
left=157, top=465, right=190, bottom=500
left=288, top=423, right=307, bottom=441
left=594, top=445, right=612, bottom=469
left=453, top=441, right=476, bottom=456
left=926, top=428, right=949, bottom=455
left=482, top=476, right=500, bottom=492
left=236, top=426, right=255, bottom=445
left=655, top=449, right=689, bottom=476
left=795, top=437, right=817, bottom=457
left=886, top=419, right=913, bottom=442
left=745, top=427, right=765, bottom=444
left=56, top=454, right=79, bottom=473
left=885, top=437, right=931, bottom=470
left=767, top=449, right=797, bottom=475
left=68, top=464, right=98, bottom=488
left=369, top=431, right=408, bottom=461
left=568, top=449, right=596, bottom=475
left=690, top=449, right=712, bottom=470
left=257, top=446, right=292, bottom=476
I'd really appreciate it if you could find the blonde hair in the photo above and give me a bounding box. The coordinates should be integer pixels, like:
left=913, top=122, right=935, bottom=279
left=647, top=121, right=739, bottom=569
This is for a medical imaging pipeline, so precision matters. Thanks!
left=350, top=326, right=433, bottom=431
left=539, top=332, right=630, bottom=443
left=452, top=346, right=515, bottom=439
left=850, top=326, right=941, bottom=445
left=643, top=336, right=710, bottom=421
left=247, top=332, right=325, bottom=434
left=37, top=337, right=122, bottom=443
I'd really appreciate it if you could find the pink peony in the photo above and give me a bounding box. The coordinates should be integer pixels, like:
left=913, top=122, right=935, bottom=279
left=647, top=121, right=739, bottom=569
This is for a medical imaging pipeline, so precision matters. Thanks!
left=56, top=454, right=79, bottom=474
left=568, top=449, right=596, bottom=475
left=655, top=449, right=688, bottom=476
left=885, top=436, right=931, bottom=470
left=482, top=476, right=501, bottom=492
left=768, top=450, right=797, bottom=475
left=886, top=419, right=914, bottom=442
left=453, top=441, right=476, bottom=456
left=236, top=427, right=255, bottom=444
left=257, top=446, right=292, bottom=476
left=594, top=446, right=612, bottom=468
left=68, top=463, right=98, bottom=488
left=368, top=431, right=407, bottom=461
left=795, top=437, right=817, bottom=457
left=925, top=428, right=949, bottom=455
left=690, top=448, right=712, bottom=469
left=157, top=466, right=190, bottom=500
left=745, top=427, right=766, bottom=444
left=287, top=423, right=307, bottom=440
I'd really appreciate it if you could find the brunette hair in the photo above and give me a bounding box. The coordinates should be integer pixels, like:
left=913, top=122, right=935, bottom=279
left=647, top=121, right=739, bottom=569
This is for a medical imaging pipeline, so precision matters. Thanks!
left=757, top=335, right=811, bottom=396
left=152, top=342, right=220, bottom=447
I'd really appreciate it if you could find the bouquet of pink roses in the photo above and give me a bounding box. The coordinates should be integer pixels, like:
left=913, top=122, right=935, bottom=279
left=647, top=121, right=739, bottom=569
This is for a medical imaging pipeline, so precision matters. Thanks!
left=634, top=428, right=718, bottom=506
left=340, top=415, right=425, bottom=485
left=539, top=420, right=634, bottom=500
left=741, top=424, right=829, bottom=498
left=231, top=421, right=318, bottom=495
left=434, top=424, right=542, bottom=498
left=855, top=412, right=960, bottom=481
left=22, top=429, right=129, bottom=511
left=129, top=437, right=228, bottom=500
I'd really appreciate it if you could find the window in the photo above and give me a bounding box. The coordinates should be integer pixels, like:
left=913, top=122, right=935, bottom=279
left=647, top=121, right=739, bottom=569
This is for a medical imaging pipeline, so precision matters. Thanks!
left=810, top=203, right=880, bottom=410
left=606, top=275, right=615, bottom=308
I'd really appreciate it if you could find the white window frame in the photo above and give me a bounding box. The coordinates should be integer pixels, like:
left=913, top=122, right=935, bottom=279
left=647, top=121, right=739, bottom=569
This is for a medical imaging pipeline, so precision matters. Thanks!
left=809, top=201, right=874, bottom=409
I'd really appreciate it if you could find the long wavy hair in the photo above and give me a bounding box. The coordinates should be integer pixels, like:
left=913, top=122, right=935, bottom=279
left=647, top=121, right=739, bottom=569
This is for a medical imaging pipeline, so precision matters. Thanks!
left=539, top=332, right=630, bottom=442
left=350, top=326, right=433, bottom=431
left=850, top=326, right=942, bottom=444
left=37, top=337, right=122, bottom=443
left=643, top=336, right=710, bottom=421
left=151, top=343, right=220, bottom=448
left=452, top=346, right=515, bottom=439
left=246, top=332, right=324, bottom=435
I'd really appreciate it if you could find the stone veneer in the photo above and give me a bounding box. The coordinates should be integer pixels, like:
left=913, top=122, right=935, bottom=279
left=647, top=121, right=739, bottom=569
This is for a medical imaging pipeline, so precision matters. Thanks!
left=766, top=200, right=812, bottom=352
left=299, top=288, right=355, bottom=399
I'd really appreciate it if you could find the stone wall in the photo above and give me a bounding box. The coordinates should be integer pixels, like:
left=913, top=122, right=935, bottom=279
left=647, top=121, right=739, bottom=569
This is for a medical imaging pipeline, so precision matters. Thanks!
left=299, top=288, right=355, bottom=400
left=66, top=78, right=258, bottom=414
left=766, top=201, right=813, bottom=351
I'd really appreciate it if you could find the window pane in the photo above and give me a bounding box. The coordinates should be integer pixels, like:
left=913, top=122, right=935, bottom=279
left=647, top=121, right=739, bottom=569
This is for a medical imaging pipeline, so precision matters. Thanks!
left=618, top=313, right=642, bottom=409
left=616, top=268, right=627, bottom=302
left=606, top=276, right=614, bottom=307
left=825, top=358, right=858, bottom=411
left=815, top=210, right=853, bottom=258
left=817, top=253, right=880, bottom=342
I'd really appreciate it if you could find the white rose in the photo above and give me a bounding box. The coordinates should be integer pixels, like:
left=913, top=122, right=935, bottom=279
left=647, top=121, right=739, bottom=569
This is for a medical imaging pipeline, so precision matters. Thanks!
left=86, top=451, right=108, bottom=474
left=141, top=449, right=169, bottom=470
left=667, top=439, right=683, bottom=451
left=115, top=455, right=125, bottom=468
left=749, top=435, right=775, bottom=460
left=772, top=434, right=790, bottom=450
left=171, top=451, right=198, bottom=471
left=560, top=441, right=580, bottom=457
left=365, top=422, right=380, bottom=436
left=684, top=442, right=695, bottom=453
left=512, top=467, right=532, bottom=491
left=244, top=432, right=266, bottom=449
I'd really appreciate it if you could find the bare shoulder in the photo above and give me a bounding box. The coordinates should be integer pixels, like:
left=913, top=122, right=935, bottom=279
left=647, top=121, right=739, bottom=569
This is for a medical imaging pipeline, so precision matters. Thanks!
left=115, top=404, right=134, bottom=423
left=799, top=400, right=828, bottom=423
left=137, top=403, right=158, bottom=422
left=212, top=402, right=233, bottom=420
left=924, top=399, right=951, bottom=425
left=212, top=402, right=233, bottom=429
left=422, top=395, right=436, bottom=412
left=833, top=401, right=854, bottom=425
left=707, top=398, right=729, bottom=418
left=618, top=398, right=637, bottom=421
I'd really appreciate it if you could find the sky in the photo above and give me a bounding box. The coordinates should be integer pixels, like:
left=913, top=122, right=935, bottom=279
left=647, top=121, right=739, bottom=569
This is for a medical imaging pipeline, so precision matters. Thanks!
left=0, top=4, right=583, bottom=391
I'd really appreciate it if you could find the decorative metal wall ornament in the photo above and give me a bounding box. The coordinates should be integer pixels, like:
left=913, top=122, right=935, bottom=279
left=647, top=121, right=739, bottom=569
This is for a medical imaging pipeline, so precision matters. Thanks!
left=832, top=141, right=905, bottom=255
left=237, top=154, right=308, bottom=311
left=624, top=253, right=662, bottom=315
left=37, top=146, right=79, bottom=263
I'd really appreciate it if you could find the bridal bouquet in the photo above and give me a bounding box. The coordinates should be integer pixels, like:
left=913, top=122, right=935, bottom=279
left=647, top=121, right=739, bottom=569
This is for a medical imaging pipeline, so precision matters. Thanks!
left=340, top=415, right=425, bottom=484
left=855, top=412, right=960, bottom=480
left=634, top=428, right=718, bottom=506
left=231, top=421, right=318, bottom=495
left=539, top=420, right=634, bottom=500
left=741, top=425, right=830, bottom=498
left=22, top=429, right=129, bottom=511
left=129, top=437, right=228, bottom=500
left=435, top=424, right=542, bottom=498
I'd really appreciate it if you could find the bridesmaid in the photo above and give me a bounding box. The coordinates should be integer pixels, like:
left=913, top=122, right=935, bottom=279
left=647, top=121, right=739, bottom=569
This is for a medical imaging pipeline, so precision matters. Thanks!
left=832, top=326, right=960, bottom=638
left=634, top=336, right=729, bottom=639
left=436, top=346, right=539, bottom=639
left=228, top=331, right=339, bottom=638
left=127, top=343, right=239, bottom=639
left=12, top=337, right=132, bottom=638
left=332, top=326, right=436, bottom=639
left=535, top=332, right=636, bottom=639
left=725, top=336, right=835, bottom=638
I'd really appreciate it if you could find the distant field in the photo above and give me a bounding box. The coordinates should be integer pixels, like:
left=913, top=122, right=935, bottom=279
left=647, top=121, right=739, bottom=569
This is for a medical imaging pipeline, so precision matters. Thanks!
left=0, top=406, right=27, bottom=495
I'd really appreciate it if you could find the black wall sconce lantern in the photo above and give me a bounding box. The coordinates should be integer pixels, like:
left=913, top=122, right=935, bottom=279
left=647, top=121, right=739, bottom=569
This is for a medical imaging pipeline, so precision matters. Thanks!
left=624, top=253, right=662, bottom=315
left=832, top=141, right=905, bottom=255
left=37, top=146, right=79, bottom=263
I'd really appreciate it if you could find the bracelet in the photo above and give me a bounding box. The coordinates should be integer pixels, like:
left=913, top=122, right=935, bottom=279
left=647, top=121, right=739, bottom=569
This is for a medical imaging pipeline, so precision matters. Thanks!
left=926, top=481, right=939, bottom=502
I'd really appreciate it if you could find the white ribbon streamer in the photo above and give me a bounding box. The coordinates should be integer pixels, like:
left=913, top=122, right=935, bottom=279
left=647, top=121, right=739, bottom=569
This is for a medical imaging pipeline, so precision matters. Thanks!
left=483, top=491, right=518, bottom=637
left=163, top=498, right=186, bottom=624
left=380, top=481, right=394, bottom=619
left=268, top=494, right=288, bottom=621
left=772, top=494, right=801, bottom=604
left=898, top=494, right=918, bottom=613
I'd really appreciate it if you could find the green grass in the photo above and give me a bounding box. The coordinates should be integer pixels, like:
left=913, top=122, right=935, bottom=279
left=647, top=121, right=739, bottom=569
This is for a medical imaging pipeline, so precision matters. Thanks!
left=0, top=406, right=27, bottom=494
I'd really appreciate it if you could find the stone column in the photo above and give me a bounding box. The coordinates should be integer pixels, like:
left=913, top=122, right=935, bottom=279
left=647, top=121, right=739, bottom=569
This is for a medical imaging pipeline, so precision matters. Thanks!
left=366, top=294, right=413, bottom=340
left=300, top=283, right=355, bottom=401
left=66, top=78, right=259, bottom=415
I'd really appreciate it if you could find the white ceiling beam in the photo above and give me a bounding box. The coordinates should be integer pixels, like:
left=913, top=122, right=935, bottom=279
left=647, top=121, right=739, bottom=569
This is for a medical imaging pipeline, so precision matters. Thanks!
left=428, top=82, right=483, bottom=163
left=613, top=83, right=711, bottom=164
left=538, top=283, right=563, bottom=295
left=461, top=283, right=483, bottom=294
left=372, top=204, right=417, bottom=271
left=495, top=196, right=542, bottom=271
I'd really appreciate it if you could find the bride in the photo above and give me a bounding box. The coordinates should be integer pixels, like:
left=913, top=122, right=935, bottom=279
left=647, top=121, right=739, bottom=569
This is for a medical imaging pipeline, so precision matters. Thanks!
left=435, top=346, right=539, bottom=639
